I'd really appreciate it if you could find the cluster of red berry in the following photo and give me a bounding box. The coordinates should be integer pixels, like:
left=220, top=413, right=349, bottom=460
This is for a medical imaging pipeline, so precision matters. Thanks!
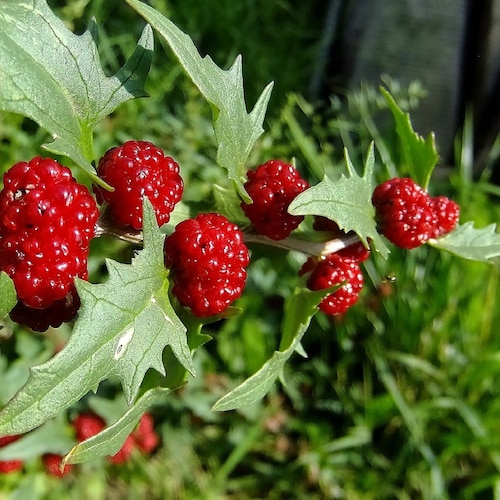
left=0, top=141, right=460, bottom=326
left=372, top=177, right=460, bottom=249
left=0, top=412, right=159, bottom=477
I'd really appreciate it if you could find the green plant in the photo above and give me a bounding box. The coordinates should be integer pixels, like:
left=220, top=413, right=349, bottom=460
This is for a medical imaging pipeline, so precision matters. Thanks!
left=1, top=1, right=500, bottom=497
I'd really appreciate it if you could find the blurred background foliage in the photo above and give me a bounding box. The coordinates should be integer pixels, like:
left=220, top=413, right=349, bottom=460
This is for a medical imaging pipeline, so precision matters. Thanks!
left=1, top=0, right=500, bottom=498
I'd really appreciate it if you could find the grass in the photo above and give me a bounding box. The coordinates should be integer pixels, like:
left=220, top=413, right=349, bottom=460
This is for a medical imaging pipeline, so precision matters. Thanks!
left=1, top=1, right=500, bottom=498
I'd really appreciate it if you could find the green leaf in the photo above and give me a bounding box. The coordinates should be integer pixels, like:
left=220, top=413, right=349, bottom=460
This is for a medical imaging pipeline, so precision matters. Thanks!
left=0, top=416, right=74, bottom=461
left=0, top=271, right=16, bottom=319
left=429, top=222, right=500, bottom=263
left=0, top=0, right=153, bottom=184
left=125, top=0, right=273, bottom=197
left=63, top=386, right=170, bottom=465
left=0, top=201, right=193, bottom=436
left=212, top=287, right=329, bottom=411
left=289, top=144, right=390, bottom=258
left=381, top=87, right=439, bottom=189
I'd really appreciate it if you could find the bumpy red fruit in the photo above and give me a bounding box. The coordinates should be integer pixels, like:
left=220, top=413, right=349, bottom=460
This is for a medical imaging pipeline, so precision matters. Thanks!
left=164, top=213, right=250, bottom=317
left=93, top=140, right=183, bottom=230
left=301, top=254, right=364, bottom=315
left=0, top=157, right=99, bottom=326
left=241, top=160, right=309, bottom=240
left=73, top=412, right=106, bottom=442
left=372, top=177, right=437, bottom=249
left=432, top=196, right=460, bottom=237
left=133, top=413, right=159, bottom=454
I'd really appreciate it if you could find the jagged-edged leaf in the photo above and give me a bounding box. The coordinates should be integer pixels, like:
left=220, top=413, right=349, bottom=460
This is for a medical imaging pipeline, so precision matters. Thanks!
left=63, top=386, right=170, bottom=465
left=289, top=144, right=390, bottom=258
left=381, top=87, right=439, bottom=189
left=125, top=0, right=273, bottom=197
left=0, top=201, right=193, bottom=436
left=0, top=272, right=16, bottom=319
left=212, top=287, right=332, bottom=411
left=429, top=222, right=500, bottom=263
left=0, top=0, right=153, bottom=184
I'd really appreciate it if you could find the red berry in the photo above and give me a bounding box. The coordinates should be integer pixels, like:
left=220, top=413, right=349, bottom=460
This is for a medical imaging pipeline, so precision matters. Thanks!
left=336, top=241, right=371, bottom=263
left=164, top=213, right=250, bottom=317
left=0, top=157, right=98, bottom=328
left=73, top=412, right=105, bottom=442
left=9, top=289, right=80, bottom=332
left=94, top=140, right=184, bottom=230
left=42, top=454, right=72, bottom=477
left=133, top=413, right=159, bottom=454
left=431, top=196, right=460, bottom=237
left=109, top=435, right=136, bottom=465
left=0, top=435, right=23, bottom=474
left=302, top=254, right=364, bottom=315
left=372, top=177, right=437, bottom=249
left=241, top=160, right=309, bottom=240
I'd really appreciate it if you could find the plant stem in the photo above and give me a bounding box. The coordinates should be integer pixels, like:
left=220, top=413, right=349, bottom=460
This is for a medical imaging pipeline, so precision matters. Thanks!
left=95, top=218, right=363, bottom=257
left=243, top=231, right=361, bottom=256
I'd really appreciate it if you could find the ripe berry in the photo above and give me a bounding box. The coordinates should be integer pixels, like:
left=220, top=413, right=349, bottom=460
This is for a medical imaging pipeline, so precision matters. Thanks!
left=109, top=435, right=136, bottom=465
left=9, top=289, right=81, bottom=332
left=301, top=254, right=364, bottom=315
left=42, top=453, right=72, bottom=477
left=73, top=412, right=105, bottom=442
left=337, top=241, right=371, bottom=263
left=164, top=213, right=250, bottom=317
left=133, top=413, right=159, bottom=454
left=93, top=140, right=183, bottom=230
left=432, top=196, right=460, bottom=237
left=0, top=435, right=23, bottom=474
left=0, top=157, right=99, bottom=328
left=372, top=177, right=437, bottom=249
left=241, top=160, right=309, bottom=240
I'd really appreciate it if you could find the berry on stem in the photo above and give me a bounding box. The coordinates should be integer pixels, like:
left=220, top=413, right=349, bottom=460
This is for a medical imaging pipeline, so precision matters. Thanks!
left=300, top=254, right=364, bottom=315
left=431, top=195, right=460, bottom=237
left=0, top=157, right=99, bottom=330
left=241, top=160, right=309, bottom=240
left=93, top=140, right=184, bottom=231
left=164, top=213, right=250, bottom=317
left=372, top=177, right=437, bottom=249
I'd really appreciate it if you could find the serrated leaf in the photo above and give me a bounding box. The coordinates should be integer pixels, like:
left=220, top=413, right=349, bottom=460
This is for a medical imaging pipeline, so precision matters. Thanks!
left=381, top=87, right=438, bottom=189
left=125, top=0, right=273, bottom=196
left=0, top=201, right=193, bottom=436
left=212, top=287, right=329, bottom=411
left=289, top=144, right=390, bottom=258
left=429, top=222, right=500, bottom=263
left=0, top=0, right=153, bottom=183
left=63, top=386, right=170, bottom=465
left=0, top=271, right=16, bottom=319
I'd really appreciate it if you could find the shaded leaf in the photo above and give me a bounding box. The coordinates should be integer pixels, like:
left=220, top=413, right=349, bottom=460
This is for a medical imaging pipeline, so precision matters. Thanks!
left=0, top=272, right=16, bottom=319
